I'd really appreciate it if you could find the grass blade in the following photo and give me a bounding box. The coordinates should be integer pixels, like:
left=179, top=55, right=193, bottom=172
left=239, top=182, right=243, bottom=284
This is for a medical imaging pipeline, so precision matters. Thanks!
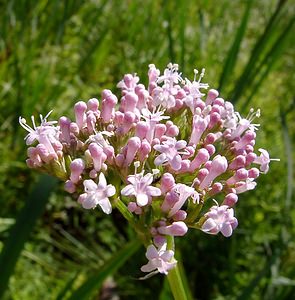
left=0, top=174, right=57, bottom=297
left=218, top=0, right=253, bottom=92
left=67, top=239, right=141, bottom=300
left=231, top=0, right=287, bottom=103
left=237, top=253, right=278, bottom=300
left=242, top=15, right=295, bottom=110
left=56, top=272, right=80, bottom=300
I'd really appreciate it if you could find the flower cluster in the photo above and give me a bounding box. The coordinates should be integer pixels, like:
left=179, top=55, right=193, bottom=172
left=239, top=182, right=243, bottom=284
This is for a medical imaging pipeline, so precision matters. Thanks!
left=20, top=63, right=278, bottom=277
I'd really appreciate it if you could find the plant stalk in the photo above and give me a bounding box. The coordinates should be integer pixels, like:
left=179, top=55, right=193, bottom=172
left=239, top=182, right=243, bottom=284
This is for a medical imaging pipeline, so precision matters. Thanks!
left=167, top=263, right=188, bottom=300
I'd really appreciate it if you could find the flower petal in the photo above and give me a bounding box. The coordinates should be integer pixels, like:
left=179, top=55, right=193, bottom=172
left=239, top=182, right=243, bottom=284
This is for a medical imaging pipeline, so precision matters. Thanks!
left=220, top=223, right=233, bottom=237
left=146, top=186, right=161, bottom=197
left=146, top=245, right=158, bottom=259
left=106, top=184, right=116, bottom=197
left=136, top=193, right=149, bottom=206
left=202, top=218, right=217, bottom=232
left=98, top=172, right=107, bottom=187
left=121, top=184, right=135, bottom=196
left=81, top=194, right=97, bottom=209
left=83, top=179, right=97, bottom=192
left=98, top=198, right=112, bottom=214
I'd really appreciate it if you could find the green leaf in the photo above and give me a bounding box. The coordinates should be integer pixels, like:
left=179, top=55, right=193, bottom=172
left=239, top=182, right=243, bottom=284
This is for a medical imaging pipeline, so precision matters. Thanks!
left=0, top=175, right=57, bottom=297
left=67, top=239, right=141, bottom=300
left=218, top=0, right=253, bottom=92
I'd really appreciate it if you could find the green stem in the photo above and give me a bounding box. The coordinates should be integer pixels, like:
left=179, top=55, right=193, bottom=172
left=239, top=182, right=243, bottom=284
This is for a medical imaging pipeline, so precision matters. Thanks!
left=167, top=263, right=188, bottom=300
left=114, top=197, right=150, bottom=246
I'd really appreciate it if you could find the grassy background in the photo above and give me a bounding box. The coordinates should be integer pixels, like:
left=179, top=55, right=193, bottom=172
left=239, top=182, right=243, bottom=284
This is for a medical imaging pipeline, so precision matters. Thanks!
left=0, top=0, right=294, bottom=299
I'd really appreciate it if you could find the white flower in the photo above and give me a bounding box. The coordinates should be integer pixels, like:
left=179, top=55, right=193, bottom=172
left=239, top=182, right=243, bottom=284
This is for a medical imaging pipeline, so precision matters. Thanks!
left=254, top=148, right=279, bottom=173
left=78, top=173, right=116, bottom=213
left=121, top=171, right=161, bottom=207
left=141, top=243, right=177, bottom=276
left=202, top=205, right=238, bottom=237
left=19, top=111, right=58, bottom=145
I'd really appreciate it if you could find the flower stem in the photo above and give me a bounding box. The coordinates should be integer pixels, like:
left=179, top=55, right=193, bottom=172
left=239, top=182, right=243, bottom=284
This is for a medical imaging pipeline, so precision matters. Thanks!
left=114, top=197, right=150, bottom=246
left=167, top=263, right=189, bottom=300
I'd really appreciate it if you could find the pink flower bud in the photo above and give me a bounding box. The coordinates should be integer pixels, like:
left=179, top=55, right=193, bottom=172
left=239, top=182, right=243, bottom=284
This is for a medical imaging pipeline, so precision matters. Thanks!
left=209, top=182, right=223, bottom=196
left=86, top=111, right=96, bottom=134
left=205, top=144, right=216, bottom=156
left=36, top=144, right=50, bottom=163
left=26, top=159, right=35, bottom=168
left=89, top=169, right=97, bottom=178
left=138, top=139, right=151, bottom=161
left=59, top=116, right=71, bottom=143
left=199, top=155, right=228, bottom=190
left=161, top=191, right=179, bottom=212
left=213, top=97, right=225, bottom=106
left=160, top=173, right=175, bottom=193
left=70, top=158, right=85, bottom=183
left=70, top=122, right=79, bottom=135
left=226, top=168, right=248, bottom=185
left=234, top=130, right=256, bottom=151
left=124, top=92, right=138, bottom=112
left=87, top=98, right=99, bottom=111
left=74, top=101, right=87, bottom=129
left=136, top=121, right=149, bottom=139
left=115, top=154, right=125, bottom=167
left=248, top=167, right=260, bottom=179
left=204, top=133, right=217, bottom=145
left=122, top=111, right=136, bottom=134
left=197, top=168, right=209, bottom=181
left=158, top=221, right=188, bottom=236
left=246, top=152, right=257, bottom=165
left=173, top=210, right=187, bottom=221
left=189, top=115, right=209, bottom=146
left=209, top=112, right=221, bottom=129
left=88, top=143, right=106, bottom=171
left=103, top=145, right=115, bottom=163
left=223, top=193, right=238, bottom=207
left=155, top=124, right=166, bottom=139
left=165, top=124, right=179, bottom=137
left=205, top=89, right=219, bottom=105
left=101, top=92, right=118, bottom=123
left=229, top=155, right=246, bottom=170
left=64, top=180, right=76, bottom=193
left=189, top=148, right=210, bottom=172
left=125, top=137, right=141, bottom=166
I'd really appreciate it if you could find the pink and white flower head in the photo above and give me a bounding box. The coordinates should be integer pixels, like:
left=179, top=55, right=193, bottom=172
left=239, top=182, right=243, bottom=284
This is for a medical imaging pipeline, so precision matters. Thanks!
left=78, top=173, right=116, bottom=213
left=202, top=204, right=238, bottom=237
left=20, top=63, right=275, bottom=277
left=141, top=243, right=177, bottom=277
left=121, top=162, right=161, bottom=207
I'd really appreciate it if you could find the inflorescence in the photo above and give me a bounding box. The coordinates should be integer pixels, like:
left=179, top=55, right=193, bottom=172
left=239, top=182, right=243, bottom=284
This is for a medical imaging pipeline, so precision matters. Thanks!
left=20, top=63, right=278, bottom=278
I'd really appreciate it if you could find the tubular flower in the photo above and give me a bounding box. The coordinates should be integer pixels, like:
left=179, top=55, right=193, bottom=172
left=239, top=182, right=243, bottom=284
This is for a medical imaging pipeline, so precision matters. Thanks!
left=20, top=63, right=277, bottom=277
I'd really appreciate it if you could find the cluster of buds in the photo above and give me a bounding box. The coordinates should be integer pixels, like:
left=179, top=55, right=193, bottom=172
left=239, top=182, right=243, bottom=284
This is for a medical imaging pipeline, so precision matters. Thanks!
left=20, top=63, right=278, bottom=278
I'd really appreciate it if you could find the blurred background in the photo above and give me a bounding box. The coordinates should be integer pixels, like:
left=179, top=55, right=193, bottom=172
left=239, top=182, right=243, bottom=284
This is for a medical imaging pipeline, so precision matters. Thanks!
left=0, top=0, right=294, bottom=299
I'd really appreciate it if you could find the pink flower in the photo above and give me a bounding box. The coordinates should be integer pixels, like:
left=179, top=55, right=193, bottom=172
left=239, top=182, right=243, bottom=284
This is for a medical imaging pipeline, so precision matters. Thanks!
left=154, top=137, right=188, bottom=171
left=141, top=244, right=177, bottom=275
left=202, top=205, right=238, bottom=237
left=121, top=169, right=161, bottom=207
left=168, top=184, right=199, bottom=217
left=78, top=173, right=116, bottom=213
left=254, top=148, right=279, bottom=173
left=19, top=111, right=58, bottom=145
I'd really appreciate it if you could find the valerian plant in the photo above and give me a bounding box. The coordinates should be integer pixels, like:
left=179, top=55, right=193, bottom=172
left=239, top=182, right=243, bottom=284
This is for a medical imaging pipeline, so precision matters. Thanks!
left=20, top=63, right=278, bottom=285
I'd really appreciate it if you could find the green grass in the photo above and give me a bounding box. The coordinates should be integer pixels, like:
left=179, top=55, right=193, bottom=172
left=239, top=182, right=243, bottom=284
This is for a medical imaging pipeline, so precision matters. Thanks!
left=0, top=0, right=294, bottom=299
